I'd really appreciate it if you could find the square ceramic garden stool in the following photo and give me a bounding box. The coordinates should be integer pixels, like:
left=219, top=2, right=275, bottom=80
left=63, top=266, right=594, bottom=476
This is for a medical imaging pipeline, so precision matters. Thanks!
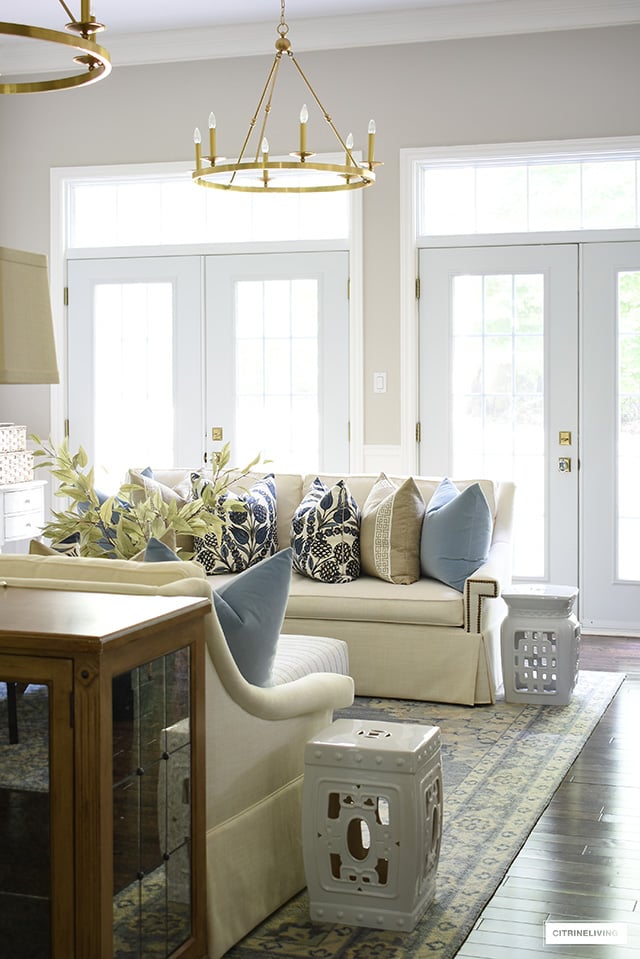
left=302, top=718, right=442, bottom=932
left=500, top=584, right=580, bottom=705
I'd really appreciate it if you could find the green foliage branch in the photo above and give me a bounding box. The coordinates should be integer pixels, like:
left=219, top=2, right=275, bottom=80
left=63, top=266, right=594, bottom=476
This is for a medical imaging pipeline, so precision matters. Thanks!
left=30, top=435, right=261, bottom=561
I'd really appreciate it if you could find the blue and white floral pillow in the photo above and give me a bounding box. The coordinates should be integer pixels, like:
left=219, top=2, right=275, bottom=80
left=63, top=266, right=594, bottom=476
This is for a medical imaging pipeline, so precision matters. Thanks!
left=192, top=473, right=278, bottom=574
left=291, top=477, right=360, bottom=583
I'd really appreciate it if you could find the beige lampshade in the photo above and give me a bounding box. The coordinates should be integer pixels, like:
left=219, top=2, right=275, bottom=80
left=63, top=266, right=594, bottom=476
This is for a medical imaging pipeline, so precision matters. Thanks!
left=0, top=246, right=60, bottom=384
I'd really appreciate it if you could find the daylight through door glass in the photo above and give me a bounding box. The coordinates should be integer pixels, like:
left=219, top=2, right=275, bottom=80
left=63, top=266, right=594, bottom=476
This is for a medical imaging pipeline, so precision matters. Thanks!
left=451, top=273, right=545, bottom=577
left=94, top=283, right=174, bottom=486
left=235, top=278, right=319, bottom=469
left=618, top=270, right=640, bottom=581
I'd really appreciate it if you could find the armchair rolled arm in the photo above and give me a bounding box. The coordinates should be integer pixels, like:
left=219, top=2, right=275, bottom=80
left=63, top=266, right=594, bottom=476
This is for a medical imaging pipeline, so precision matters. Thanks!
left=213, top=662, right=355, bottom=722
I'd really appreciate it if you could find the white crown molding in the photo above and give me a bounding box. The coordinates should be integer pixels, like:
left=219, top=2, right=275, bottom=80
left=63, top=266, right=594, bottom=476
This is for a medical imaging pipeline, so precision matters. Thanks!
left=2, top=0, right=640, bottom=75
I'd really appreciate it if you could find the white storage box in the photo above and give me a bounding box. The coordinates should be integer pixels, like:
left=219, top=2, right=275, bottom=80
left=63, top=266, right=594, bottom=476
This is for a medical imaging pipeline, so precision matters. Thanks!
left=0, top=450, right=34, bottom=485
left=0, top=423, right=27, bottom=453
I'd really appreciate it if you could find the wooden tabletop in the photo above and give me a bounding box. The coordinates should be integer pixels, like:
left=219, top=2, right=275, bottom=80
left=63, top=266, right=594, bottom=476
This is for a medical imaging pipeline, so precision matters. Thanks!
left=0, top=584, right=210, bottom=653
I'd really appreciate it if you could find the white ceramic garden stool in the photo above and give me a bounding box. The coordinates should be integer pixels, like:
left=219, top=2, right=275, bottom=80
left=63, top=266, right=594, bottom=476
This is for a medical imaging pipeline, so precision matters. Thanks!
left=500, top=584, right=580, bottom=705
left=302, top=718, right=442, bottom=932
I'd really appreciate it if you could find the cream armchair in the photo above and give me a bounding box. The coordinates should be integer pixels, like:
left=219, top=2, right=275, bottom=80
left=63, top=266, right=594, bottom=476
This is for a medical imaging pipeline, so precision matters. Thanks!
left=0, top=555, right=355, bottom=958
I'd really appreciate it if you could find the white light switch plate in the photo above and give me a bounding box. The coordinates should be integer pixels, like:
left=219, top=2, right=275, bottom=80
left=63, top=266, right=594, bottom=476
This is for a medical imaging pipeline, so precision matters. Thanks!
left=373, top=371, right=387, bottom=393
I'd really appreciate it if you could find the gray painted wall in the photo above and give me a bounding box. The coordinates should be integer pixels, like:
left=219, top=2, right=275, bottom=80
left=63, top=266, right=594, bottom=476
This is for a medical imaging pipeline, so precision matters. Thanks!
left=1, top=25, right=639, bottom=445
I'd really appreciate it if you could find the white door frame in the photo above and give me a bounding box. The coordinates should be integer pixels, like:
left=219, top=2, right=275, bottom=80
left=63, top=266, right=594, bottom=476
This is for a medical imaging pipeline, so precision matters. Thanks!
left=401, top=137, right=640, bottom=635
left=50, top=161, right=365, bottom=468
left=581, top=241, right=640, bottom=633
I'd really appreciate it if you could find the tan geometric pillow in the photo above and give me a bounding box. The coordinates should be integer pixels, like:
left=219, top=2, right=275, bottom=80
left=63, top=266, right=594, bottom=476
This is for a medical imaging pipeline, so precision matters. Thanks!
left=360, top=473, right=425, bottom=584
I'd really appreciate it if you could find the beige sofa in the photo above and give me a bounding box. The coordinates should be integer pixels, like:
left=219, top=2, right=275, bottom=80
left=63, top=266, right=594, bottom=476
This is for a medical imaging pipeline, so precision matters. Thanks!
left=137, top=470, right=516, bottom=707
left=0, top=554, right=354, bottom=959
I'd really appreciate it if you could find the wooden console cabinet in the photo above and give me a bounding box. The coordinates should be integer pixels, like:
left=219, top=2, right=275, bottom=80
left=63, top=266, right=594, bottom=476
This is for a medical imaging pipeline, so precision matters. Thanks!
left=0, top=586, right=210, bottom=959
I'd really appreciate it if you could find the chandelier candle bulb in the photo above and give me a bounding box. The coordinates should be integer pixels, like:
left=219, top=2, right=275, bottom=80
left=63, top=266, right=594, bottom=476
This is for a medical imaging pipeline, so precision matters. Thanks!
left=193, top=128, right=202, bottom=168
left=299, top=104, right=308, bottom=156
left=368, top=119, right=376, bottom=165
left=345, top=132, right=354, bottom=166
left=208, top=113, right=217, bottom=159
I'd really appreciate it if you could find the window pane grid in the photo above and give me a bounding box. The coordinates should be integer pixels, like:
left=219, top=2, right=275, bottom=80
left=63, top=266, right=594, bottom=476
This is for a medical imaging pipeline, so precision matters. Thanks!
left=68, top=174, right=349, bottom=248
left=452, top=273, right=545, bottom=576
left=421, top=159, right=640, bottom=235
left=234, top=279, right=319, bottom=470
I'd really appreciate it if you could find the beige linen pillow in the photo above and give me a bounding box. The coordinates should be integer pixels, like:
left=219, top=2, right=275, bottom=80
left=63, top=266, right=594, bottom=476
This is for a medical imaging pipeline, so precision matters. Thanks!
left=128, top=469, right=187, bottom=505
left=360, top=473, right=425, bottom=584
left=29, top=538, right=60, bottom=556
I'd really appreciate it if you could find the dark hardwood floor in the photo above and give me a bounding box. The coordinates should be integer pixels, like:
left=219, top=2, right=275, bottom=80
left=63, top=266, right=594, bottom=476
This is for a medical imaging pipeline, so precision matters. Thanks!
left=457, top=635, right=640, bottom=958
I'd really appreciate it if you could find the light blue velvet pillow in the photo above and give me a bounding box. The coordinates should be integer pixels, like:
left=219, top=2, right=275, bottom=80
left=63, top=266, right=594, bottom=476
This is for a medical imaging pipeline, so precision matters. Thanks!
left=420, top=479, right=492, bottom=591
left=212, top=547, right=293, bottom=687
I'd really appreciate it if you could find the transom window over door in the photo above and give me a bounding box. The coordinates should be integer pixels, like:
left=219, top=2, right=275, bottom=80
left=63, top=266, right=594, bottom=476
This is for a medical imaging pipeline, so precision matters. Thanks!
left=418, top=154, right=640, bottom=235
left=58, top=161, right=361, bottom=482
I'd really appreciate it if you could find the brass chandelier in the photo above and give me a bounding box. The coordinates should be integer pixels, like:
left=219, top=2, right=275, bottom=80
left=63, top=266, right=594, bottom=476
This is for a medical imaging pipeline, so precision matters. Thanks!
left=0, top=1, right=111, bottom=94
left=192, top=0, right=380, bottom=193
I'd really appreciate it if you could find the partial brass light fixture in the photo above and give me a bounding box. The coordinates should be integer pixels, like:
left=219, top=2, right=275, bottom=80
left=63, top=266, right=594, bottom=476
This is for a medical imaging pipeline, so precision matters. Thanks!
left=0, top=0, right=111, bottom=94
left=192, top=0, right=381, bottom=193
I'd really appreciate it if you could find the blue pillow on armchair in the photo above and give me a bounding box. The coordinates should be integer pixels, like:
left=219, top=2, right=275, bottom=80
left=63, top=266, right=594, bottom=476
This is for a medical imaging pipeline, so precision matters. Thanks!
left=142, top=536, right=181, bottom=562
left=420, top=479, right=492, bottom=591
left=213, top=548, right=293, bottom=687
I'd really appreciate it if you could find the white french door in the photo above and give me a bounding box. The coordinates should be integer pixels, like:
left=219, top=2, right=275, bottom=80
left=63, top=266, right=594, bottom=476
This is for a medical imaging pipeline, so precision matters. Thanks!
left=67, top=250, right=350, bottom=487
left=582, top=242, right=640, bottom=631
left=418, top=244, right=579, bottom=587
left=205, top=251, right=350, bottom=472
left=67, top=256, right=204, bottom=488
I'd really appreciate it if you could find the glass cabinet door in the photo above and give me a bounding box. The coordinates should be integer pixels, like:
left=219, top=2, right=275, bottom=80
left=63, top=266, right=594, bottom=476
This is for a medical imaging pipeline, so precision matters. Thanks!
left=0, top=656, right=74, bottom=959
left=112, top=647, right=192, bottom=958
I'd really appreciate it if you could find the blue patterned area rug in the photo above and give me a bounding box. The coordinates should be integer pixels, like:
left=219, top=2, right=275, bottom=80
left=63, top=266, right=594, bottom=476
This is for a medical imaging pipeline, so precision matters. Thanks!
left=227, top=670, right=624, bottom=959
